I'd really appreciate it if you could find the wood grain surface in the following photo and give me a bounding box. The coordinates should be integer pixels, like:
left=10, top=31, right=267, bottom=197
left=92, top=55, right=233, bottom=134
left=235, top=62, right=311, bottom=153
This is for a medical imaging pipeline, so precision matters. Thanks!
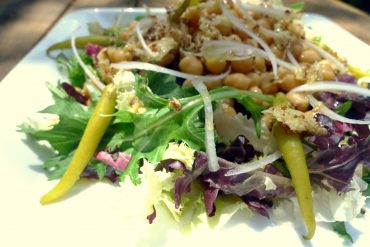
left=0, top=0, right=369, bottom=81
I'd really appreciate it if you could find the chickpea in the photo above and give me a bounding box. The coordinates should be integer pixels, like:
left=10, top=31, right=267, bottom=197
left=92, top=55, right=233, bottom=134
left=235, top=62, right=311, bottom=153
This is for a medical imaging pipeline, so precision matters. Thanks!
left=291, top=42, right=303, bottom=59
left=320, top=63, right=335, bottom=81
left=179, top=55, right=204, bottom=75
left=206, top=79, right=222, bottom=90
left=156, top=52, right=175, bottom=66
left=206, top=0, right=221, bottom=15
left=223, top=73, right=251, bottom=90
left=204, top=57, right=227, bottom=74
left=214, top=15, right=232, bottom=36
left=279, top=73, right=300, bottom=92
left=106, top=47, right=133, bottom=63
left=219, top=98, right=235, bottom=107
left=246, top=72, right=261, bottom=87
left=245, top=38, right=259, bottom=48
left=234, top=27, right=249, bottom=40
left=231, top=58, right=253, bottom=73
left=299, top=49, right=321, bottom=64
left=223, top=106, right=237, bottom=116
left=257, top=18, right=272, bottom=30
left=253, top=56, right=266, bottom=72
left=260, top=81, right=279, bottom=94
left=260, top=32, right=273, bottom=45
left=260, top=72, right=274, bottom=83
left=182, top=79, right=193, bottom=88
left=289, top=23, right=305, bottom=38
left=227, top=34, right=242, bottom=42
left=287, top=93, right=309, bottom=112
left=183, top=6, right=200, bottom=28
left=249, top=86, right=262, bottom=94
left=271, top=45, right=284, bottom=59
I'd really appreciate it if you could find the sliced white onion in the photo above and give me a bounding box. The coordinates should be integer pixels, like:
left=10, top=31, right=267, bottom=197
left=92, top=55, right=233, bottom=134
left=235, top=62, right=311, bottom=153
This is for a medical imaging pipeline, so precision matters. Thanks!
left=220, top=0, right=279, bottom=78
left=135, top=18, right=156, bottom=57
left=235, top=0, right=255, bottom=22
left=236, top=0, right=290, bottom=43
left=71, top=29, right=105, bottom=91
left=242, top=2, right=298, bottom=20
left=225, top=151, right=282, bottom=176
left=302, top=40, right=347, bottom=74
left=286, top=50, right=300, bottom=67
left=307, top=94, right=370, bottom=125
left=191, top=79, right=219, bottom=172
left=111, top=61, right=230, bottom=83
left=289, top=81, right=370, bottom=97
left=200, top=40, right=296, bottom=70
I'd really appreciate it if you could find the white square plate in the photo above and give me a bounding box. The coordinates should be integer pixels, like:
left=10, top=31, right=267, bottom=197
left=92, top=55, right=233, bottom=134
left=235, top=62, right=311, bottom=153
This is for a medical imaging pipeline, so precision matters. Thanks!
left=0, top=8, right=369, bottom=247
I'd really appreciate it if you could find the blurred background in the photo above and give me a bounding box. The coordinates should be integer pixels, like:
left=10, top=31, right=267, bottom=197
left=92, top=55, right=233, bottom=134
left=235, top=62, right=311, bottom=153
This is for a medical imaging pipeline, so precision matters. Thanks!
left=343, top=0, right=370, bottom=13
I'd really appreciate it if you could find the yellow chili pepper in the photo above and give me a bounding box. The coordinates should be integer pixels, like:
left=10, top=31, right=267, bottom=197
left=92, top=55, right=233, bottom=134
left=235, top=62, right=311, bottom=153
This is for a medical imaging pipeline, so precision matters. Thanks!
left=272, top=92, right=316, bottom=240
left=40, top=84, right=117, bottom=205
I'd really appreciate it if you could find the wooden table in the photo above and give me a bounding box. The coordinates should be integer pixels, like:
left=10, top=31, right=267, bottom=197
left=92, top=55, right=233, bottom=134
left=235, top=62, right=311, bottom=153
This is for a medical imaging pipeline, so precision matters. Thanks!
left=1, top=0, right=369, bottom=81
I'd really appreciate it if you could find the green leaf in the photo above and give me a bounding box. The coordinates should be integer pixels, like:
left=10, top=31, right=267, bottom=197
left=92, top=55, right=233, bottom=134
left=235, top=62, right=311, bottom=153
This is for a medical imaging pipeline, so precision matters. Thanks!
left=236, top=96, right=267, bottom=138
left=144, top=71, right=197, bottom=99
left=43, top=152, right=74, bottom=180
left=289, top=1, right=305, bottom=11
left=331, top=221, right=353, bottom=243
left=362, top=167, right=370, bottom=196
left=334, top=101, right=352, bottom=116
left=89, top=160, right=107, bottom=179
left=57, top=51, right=93, bottom=88
left=19, top=83, right=92, bottom=155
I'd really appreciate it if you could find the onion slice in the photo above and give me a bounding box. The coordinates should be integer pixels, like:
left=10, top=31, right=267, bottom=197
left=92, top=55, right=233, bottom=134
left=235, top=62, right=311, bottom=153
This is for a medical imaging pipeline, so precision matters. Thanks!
left=307, top=94, right=370, bottom=125
left=242, top=2, right=298, bottom=20
left=287, top=50, right=300, bottom=67
left=71, top=29, right=105, bottom=91
left=135, top=18, right=156, bottom=57
left=200, top=40, right=296, bottom=70
left=111, top=61, right=230, bottom=83
left=191, top=79, right=219, bottom=172
left=225, top=151, right=282, bottom=176
left=220, top=0, right=279, bottom=78
left=302, top=40, right=347, bottom=74
left=289, top=81, right=370, bottom=97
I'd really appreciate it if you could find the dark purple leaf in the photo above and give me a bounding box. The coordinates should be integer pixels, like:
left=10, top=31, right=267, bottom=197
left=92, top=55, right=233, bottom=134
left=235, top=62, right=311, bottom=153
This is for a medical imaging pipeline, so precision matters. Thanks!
left=217, top=135, right=258, bottom=163
left=80, top=165, right=119, bottom=183
left=147, top=207, right=157, bottom=224
left=174, top=153, right=207, bottom=208
left=85, top=43, right=102, bottom=61
left=61, top=82, right=88, bottom=105
left=336, top=74, right=356, bottom=84
left=203, top=185, right=219, bottom=217
left=308, top=137, right=370, bottom=191
left=242, top=195, right=273, bottom=218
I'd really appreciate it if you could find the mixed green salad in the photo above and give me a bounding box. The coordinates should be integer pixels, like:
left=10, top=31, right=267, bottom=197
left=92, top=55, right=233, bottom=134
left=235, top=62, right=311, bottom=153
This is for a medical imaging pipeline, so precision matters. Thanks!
left=19, top=0, right=370, bottom=242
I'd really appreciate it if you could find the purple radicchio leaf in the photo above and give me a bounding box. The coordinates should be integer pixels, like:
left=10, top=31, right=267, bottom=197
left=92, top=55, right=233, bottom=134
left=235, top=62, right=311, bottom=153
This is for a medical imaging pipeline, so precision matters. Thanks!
left=242, top=195, right=273, bottom=218
left=336, top=74, right=356, bottom=84
left=80, top=165, right=119, bottom=183
left=85, top=43, right=102, bottom=61
left=307, top=137, right=370, bottom=191
left=217, top=135, right=258, bottom=163
left=147, top=206, right=156, bottom=224
left=61, top=82, right=88, bottom=105
left=203, top=184, right=219, bottom=217
left=173, top=153, right=208, bottom=209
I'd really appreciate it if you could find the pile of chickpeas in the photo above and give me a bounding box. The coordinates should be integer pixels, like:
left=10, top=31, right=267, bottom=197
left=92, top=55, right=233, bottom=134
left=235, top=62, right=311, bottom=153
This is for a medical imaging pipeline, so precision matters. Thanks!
left=174, top=0, right=338, bottom=113
left=101, top=1, right=339, bottom=113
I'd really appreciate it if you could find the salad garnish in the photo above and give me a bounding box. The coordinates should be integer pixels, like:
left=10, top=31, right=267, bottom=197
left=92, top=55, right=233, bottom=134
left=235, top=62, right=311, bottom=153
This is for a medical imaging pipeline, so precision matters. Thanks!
left=19, top=0, right=370, bottom=242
